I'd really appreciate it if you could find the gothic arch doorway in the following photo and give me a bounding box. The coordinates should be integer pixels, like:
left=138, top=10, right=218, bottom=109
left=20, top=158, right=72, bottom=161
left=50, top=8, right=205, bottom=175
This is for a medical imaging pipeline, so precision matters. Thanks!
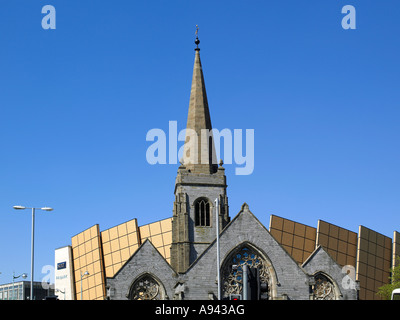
left=128, top=273, right=166, bottom=300
left=221, top=243, right=277, bottom=300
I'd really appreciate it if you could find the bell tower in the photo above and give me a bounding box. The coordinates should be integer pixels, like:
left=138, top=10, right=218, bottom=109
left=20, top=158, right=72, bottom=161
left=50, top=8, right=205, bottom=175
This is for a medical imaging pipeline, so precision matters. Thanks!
left=170, top=32, right=230, bottom=273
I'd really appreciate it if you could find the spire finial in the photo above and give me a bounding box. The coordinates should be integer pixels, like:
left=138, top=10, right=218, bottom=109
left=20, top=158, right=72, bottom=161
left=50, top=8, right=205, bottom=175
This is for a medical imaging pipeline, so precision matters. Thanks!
left=195, top=25, right=200, bottom=51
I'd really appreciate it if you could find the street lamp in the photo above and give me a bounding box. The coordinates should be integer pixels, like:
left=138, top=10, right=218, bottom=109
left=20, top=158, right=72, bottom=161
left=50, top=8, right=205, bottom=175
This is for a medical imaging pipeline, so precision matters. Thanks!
left=13, top=205, right=53, bottom=300
left=80, top=271, right=89, bottom=300
left=56, top=288, right=65, bottom=300
left=215, top=197, right=221, bottom=300
left=12, top=272, right=28, bottom=300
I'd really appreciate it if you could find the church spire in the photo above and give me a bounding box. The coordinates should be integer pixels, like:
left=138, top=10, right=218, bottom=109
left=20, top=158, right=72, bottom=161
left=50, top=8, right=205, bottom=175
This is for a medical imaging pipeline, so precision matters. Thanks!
left=170, top=31, right=230, bottom=273
left=182, top=28, right=218, bottom=174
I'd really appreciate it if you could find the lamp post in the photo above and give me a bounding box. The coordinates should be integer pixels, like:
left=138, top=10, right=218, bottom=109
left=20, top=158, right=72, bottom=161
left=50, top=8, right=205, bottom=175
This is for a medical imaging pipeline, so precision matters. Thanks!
left=242, top=264, right=248, bottom=300
left=80, top=271, right=89, bottom=300
left=12, top=272, right=27, bottom=300
left=215, top=197, right=221, bottom=300
left=56, top=288, right=65, bottom=300
left=13, top=205, right=53, bottom=300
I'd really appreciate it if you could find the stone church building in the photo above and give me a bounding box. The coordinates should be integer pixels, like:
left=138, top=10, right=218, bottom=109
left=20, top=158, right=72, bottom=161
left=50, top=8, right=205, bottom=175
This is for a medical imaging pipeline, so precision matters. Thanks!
left=55, top=37, right=399, bottom=300
left=107, top=203, right=356, bottom=300
left=106, top=37, right=355, bottom=301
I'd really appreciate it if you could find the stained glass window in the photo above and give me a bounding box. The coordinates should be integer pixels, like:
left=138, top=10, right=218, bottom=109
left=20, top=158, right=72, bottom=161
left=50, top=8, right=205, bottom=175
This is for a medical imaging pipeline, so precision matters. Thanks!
left=129, top=274, right=164, bottom=300
left=222, top=246, right=271, bottom=299
left=312, top=273, right=336, bottom=300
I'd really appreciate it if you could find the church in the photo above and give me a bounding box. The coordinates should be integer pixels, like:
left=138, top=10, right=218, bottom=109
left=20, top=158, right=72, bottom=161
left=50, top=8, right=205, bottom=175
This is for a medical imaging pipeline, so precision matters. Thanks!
left=54, top=35, right=399, bottom=300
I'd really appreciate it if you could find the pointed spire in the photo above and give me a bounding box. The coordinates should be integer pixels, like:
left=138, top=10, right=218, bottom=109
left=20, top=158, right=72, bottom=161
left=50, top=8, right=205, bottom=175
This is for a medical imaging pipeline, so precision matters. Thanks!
left=182, top=31, right=218, bottom=174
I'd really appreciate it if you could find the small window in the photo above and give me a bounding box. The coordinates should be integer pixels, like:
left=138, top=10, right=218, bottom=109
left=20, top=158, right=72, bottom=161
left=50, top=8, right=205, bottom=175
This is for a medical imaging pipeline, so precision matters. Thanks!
left=195, top=199, right=211, bottom=227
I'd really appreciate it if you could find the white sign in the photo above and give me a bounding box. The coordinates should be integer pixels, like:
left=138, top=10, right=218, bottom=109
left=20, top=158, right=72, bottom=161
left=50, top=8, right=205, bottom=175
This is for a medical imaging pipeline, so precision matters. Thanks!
left=54, top=246, right=75, bottom=300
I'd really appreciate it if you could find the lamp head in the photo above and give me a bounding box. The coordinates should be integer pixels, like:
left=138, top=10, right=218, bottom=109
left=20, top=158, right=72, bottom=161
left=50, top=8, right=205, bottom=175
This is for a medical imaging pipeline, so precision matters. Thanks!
left=13, top=206, right=26, bottom=210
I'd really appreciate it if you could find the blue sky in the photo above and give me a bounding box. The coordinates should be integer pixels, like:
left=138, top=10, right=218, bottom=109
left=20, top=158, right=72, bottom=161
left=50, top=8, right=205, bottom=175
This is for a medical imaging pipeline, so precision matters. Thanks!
left=0, top=0, right=399, bottom=285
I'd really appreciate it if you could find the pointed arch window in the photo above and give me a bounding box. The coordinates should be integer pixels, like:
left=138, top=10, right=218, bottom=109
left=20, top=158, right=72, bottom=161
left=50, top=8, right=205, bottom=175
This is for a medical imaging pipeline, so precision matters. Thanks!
left=129, top=274, right=165, bottom=300
left=221, top=245, right=272, bottom=300
left=195, top=198, right=211, bottom=227
left=311, top=273, right=337, bottom=300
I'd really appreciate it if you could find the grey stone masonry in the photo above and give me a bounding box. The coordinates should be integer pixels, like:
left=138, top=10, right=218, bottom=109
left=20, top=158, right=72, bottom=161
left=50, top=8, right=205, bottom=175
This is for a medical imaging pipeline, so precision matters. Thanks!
left=171, top=163, right=229, bottom=273
left=106, top=240, right=178, bottom=300
left=182, top=203, right=310, bottom=300
left=302, top=246, right=358, bottom=300
left=106, top=203, right=358, bottom=300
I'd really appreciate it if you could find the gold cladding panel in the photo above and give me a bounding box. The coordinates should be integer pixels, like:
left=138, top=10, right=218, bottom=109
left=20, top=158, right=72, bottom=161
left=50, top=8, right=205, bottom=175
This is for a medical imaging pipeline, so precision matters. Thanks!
left=393, top=231, right=400, bottom=269
left=269, top=215, right=316, bottom=264
left=71, top=224, right=106, bottom=300
left=101, top=218, right=140, bottom=278
left=356, top=226, right=392, bottom=300
left=316, top=220, right=358, bottom=268
left=139, top=218, right=173, bottom=264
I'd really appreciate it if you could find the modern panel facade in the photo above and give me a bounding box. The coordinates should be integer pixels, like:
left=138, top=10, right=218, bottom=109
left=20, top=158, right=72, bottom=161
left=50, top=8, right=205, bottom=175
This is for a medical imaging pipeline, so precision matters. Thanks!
left=55, top=217, right=173, bottom=300
left=356, top=226, right=393, bottom=300
left=269, top=215, right=316, bottom=264
left=316, top=220, right=358, bottom=268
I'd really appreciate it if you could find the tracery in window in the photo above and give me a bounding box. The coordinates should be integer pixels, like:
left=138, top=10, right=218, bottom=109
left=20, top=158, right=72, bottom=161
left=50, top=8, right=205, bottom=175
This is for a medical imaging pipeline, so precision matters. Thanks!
left=222, top=245, right=272, bottom=299
left=312, top=273, right=336, bottom=300
left=129, top=274, right=164, bottom=300
left=195, top=198, right=210, bottom=227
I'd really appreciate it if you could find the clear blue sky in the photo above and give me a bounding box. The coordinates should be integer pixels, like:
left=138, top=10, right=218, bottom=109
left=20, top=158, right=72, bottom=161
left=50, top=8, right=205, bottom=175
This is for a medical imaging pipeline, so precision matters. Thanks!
left=1, top=1, right=399, bottom=285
